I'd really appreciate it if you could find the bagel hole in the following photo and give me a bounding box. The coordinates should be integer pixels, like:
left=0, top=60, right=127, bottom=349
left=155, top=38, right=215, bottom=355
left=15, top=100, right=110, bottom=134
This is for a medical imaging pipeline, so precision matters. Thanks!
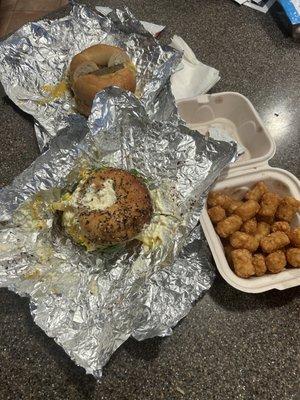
left=89, top=64, right=124, bottom=77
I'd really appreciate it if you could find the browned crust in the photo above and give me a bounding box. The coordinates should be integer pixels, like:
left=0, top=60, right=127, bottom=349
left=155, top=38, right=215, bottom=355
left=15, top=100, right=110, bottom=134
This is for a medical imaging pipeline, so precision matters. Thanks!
left=72, top=68, right=136, bottom=116
left=74, top=97, right=92, bottom=117
left=76, top=169, right=152, bottom=246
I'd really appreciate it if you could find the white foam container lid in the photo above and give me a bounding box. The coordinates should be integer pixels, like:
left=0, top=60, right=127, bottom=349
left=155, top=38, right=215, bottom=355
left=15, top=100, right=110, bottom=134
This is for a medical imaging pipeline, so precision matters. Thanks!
left=177, top=92, right=300, bottom=293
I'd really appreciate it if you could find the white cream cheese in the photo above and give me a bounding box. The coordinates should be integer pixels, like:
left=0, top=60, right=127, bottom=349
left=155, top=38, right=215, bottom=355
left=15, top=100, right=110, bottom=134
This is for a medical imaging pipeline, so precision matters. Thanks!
left=81, top=179, right=117, bottom=211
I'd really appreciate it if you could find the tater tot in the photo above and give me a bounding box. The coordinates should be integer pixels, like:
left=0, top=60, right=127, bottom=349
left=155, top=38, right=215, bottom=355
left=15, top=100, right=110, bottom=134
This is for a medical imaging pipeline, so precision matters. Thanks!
left=258, top=192, right=281, bottom=218
left=289, top=228, right=300, bottom=248
left=230, top=231, right=259, bottom=253
left=244, top=181, right=268, bottom=202
left=271, top=221, right=291, bottom=234
left=231, top=249, right=255, bottom=278
left=224, top=244, right=234, bottom=266
left=234, top=200, right=260, bottom=222
left=207, top=191, right=244, bottom=215
left=208, top=206, right=226, bottom=224
left=265, top=250, right=286, bottom=273
left=216, top=215, right=243, bottom=238
left=252, top=254, right=267, bottom=277
left=260, top=232, right=290, bottom=253
left=257, top=214, right=275, bottom=225
left=286, top=248, right=300, bottom=268
left=255, top=222, right=271, bottom=241
left=241, top=218, right=257, bottom=235
left=207, top=191, right=222, bottom=207
left=227, top=200, right=243, bottom=215
left=207, top=191, right=232, bottom=209
left=276, top=196, right=300, bottom=222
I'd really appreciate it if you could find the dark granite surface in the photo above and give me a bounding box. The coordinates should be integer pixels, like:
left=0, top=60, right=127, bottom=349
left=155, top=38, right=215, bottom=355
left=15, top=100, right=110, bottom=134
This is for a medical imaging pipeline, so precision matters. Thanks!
left=0, top=1, right=299, bottom=399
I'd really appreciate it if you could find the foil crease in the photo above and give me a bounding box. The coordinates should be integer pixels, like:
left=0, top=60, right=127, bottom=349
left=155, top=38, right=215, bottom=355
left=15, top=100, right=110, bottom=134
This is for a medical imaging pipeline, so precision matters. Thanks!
left=0, top=3, right=181, bottom=150
left=0, top=88, right=237, bottom=377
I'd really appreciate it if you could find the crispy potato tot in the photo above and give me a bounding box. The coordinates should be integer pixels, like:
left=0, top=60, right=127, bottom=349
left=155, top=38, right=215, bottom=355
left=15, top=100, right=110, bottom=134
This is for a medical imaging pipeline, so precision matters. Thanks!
left=255, top=222, right=271, bottom=241
left=265, top=250, right=286, bottom=273
left=257, top=214, right=275, bottom=225
left=207, top=191, right=244, bottom=215
left=260, top=232, right=290, bottom=253
left=216, top=215, right=243, bottom=238
left=227, top=200, right=243, bottom=215
left=207, top=192, right=232, bottom=209
left=241, top=218, right=257, bottom=235
left=258, top=192, right=281, bottom=218
left=208, top=206, right=226, bottom=224
left=244, top=181, right=268, bottom=202
left=252, top=254, right=267, bottom=277
left=230, top=231, right=259, bottom=253
left=207, top=191, right=222, bottom=207
left=276, top=196, right=300, bottom=222
left=271, top=221, right=291, bottom=234
left=224, top=243, right=234, bottom=266
left=234, top=200, right=260, bottom=222
left=289, top=228, right=300, bottom=248
left=211, top=183, right=300, bottom=274
left=231, top=249, right=255, bottom=278
left=286, top=248, right=300, bottom=268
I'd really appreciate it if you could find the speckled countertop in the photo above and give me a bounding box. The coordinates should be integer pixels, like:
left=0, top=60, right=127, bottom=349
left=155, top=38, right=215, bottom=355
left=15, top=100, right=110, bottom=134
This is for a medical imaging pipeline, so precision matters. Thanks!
left=0, top=1, right=299, bottom=399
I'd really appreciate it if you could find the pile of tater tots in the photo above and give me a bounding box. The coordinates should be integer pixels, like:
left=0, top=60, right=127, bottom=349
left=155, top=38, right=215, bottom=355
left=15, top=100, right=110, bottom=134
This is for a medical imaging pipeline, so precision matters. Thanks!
left=207, top=181, right=300, bottom=278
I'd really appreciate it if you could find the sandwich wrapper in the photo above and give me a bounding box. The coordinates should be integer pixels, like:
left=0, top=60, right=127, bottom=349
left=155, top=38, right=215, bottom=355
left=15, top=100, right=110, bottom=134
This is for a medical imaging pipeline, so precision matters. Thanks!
left=0, top=3, right=223, bottom=151
left=0, top=87, right=237, bottom=377
left=96, top=6, right=221, bottom=101
left=94, top=7, right=239, bottom=156
left=95, top=5, right=166, bottom=37
left=0, top=4, right=181, bottom=151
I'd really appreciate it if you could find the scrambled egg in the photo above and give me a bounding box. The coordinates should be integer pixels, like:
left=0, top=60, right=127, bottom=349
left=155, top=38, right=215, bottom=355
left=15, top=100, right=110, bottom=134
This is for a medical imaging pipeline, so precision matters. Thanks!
left=137, top=214, right=174, bottom=250
left=36, top=80, right=69, bottom=105
left=14, top=195, right=48, bottom=231
left=137, top=186, right=181, bottom=251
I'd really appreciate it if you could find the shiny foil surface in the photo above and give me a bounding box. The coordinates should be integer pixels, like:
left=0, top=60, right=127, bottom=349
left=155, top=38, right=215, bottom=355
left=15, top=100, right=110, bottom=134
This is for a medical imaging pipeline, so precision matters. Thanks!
left=0, top=88, right=237, bottom=377
left=0, top=3, right=181, bottom=150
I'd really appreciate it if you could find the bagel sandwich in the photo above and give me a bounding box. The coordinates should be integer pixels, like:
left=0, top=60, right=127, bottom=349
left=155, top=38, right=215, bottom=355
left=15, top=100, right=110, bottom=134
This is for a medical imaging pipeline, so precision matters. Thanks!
left=69, top=44, right=136, bottom=116
left=54, top=168, right=153, bottom=251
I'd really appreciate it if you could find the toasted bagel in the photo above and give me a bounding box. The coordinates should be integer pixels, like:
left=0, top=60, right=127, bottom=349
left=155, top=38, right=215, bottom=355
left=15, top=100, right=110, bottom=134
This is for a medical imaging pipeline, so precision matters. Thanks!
left=62, top=168, right=152, bottom=249
left=69, top=44, right=136, bottom=116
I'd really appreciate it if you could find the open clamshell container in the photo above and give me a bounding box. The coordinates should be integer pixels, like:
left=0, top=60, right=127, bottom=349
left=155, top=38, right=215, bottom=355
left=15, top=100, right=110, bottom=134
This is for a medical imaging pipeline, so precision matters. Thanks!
left=177, top=92, right=300, bottom=293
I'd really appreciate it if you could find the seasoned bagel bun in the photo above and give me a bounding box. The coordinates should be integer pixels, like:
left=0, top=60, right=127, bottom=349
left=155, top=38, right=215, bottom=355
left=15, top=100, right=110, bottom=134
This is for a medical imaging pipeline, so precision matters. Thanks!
left=69, top=44, right=136, bottom=116
left=61, top=168, right=152, bottom=250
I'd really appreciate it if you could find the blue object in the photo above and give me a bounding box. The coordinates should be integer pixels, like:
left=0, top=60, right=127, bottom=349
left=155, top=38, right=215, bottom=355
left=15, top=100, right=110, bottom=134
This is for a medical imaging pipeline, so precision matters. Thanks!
left=278, top=0, right=300, bottom=24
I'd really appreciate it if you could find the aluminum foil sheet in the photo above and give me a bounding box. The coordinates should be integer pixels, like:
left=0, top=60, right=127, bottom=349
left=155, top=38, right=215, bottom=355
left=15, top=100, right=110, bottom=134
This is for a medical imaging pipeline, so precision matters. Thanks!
left=0, top=3, right=181, bottom=150
left=0, top=88, right=237, bottom=377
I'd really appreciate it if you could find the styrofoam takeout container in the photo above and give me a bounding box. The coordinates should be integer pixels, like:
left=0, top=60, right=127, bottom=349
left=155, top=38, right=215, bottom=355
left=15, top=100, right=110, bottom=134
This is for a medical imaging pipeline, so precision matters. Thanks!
left=177, top=92, right=300, bottom=293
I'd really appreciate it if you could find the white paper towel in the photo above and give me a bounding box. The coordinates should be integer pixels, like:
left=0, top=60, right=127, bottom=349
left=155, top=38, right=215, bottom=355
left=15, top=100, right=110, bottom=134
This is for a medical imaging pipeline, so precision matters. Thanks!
left=169, top=35, right=220, bottom=101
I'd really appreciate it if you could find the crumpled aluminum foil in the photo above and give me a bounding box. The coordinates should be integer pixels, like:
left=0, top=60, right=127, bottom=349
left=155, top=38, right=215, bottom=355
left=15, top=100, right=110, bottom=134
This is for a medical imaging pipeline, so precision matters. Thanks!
left=0, top=88, right=237, bottom=377
left=0, top=3, right=181, bottom=150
